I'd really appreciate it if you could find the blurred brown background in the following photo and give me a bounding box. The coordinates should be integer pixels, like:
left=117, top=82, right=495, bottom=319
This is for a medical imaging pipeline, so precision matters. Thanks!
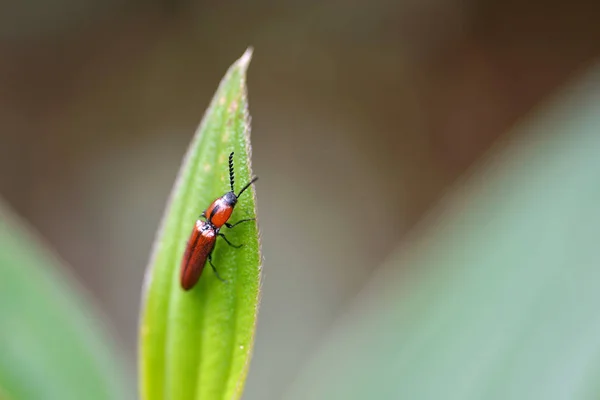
left=1, top=1, right=599, bottom=398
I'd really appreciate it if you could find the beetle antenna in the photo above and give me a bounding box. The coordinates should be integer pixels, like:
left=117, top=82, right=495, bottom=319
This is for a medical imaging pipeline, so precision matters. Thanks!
left=238, top=177, right=258, bottom=197
left=228, top=152, right=235, bottom=192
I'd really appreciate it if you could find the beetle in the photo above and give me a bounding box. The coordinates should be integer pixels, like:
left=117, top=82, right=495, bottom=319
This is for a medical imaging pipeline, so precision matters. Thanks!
left=180, top=151, right=258, bottom=291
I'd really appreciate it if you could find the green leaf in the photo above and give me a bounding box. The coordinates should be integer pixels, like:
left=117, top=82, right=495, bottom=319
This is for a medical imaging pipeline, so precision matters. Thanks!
left=139, top=49, right=261, bottom=400
left=0, top=199, right=131, bottom=400
left=284, top=68, right=600, bottom=399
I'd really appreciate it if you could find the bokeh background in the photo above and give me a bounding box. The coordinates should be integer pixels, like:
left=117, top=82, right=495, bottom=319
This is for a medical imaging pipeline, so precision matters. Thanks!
left=1, top=1, right=600, bottom=399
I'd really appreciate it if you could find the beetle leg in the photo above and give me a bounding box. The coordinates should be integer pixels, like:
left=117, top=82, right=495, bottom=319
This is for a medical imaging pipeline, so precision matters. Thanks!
left=218, top=233, right=244, bottom=248
left=224, top=218, right=255, bottom=229
left=207, top=253, right=226, bottom=282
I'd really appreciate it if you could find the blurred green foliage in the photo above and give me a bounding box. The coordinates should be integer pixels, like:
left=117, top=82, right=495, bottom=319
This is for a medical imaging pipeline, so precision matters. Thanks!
left=0, top=201, right=131, bottom=400
left=285, top=67, right=600, bottom=399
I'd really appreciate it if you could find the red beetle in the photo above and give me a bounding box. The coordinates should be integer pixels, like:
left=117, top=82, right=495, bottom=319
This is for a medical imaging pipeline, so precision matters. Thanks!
left=180, top=152, right=258, bottom=290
